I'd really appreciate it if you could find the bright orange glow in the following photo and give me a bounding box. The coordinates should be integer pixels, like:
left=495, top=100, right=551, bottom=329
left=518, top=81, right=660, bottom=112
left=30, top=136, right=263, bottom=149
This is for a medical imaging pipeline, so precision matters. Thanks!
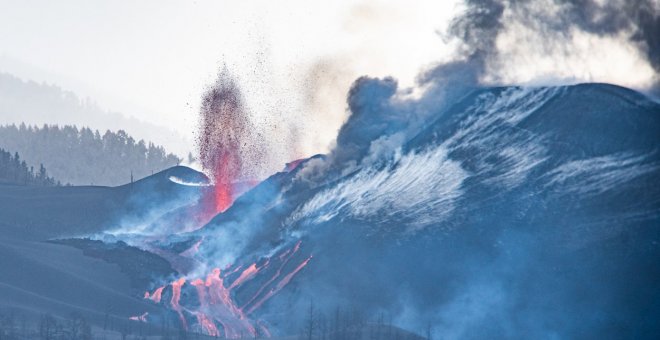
left=242, top=243, right=301, bottom=311
left=144, top=286, right=164, bottom=303
left=196, top=312, right=221, bottom=337
left=150, top=241, right=310, bottom=338
left=246, top=256, right=312, bottom=314
left=214, top=180, right=234, bottom=213
left=190, top=267, right=257, bottom=338
left=171, top=278, right=188, bottom=330
left=228, top=263, right=258, bottom=290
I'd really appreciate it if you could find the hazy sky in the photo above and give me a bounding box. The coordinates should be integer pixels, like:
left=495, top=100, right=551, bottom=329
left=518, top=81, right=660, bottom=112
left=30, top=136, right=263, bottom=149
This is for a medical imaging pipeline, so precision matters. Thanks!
left=0, top=0, right=459, bottom=159
left=0, top=0, right=656, bottom=162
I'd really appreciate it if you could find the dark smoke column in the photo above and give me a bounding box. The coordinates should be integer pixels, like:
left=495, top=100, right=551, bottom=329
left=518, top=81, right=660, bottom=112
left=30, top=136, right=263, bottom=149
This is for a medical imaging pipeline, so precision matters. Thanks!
left=198, top=69, right=257, bottom=212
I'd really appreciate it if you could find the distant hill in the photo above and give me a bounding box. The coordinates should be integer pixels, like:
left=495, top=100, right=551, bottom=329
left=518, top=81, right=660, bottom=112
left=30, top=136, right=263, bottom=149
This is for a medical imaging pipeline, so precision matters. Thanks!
left=0, top=72, right=191, bottom=155
left=0, top=166, right=209, bottom=338
left=0, top=124, right=181, bottom=186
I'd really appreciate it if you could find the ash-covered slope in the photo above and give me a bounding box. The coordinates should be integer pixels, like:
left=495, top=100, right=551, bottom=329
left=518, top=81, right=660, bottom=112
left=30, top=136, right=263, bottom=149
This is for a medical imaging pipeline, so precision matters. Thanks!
left=0, top=166, right=210, bottom=333
left=15, top=82, right=655, bottom=339
left=180, top=83, right=660, bottom=338
left=0, top=165, right=209, bottom=241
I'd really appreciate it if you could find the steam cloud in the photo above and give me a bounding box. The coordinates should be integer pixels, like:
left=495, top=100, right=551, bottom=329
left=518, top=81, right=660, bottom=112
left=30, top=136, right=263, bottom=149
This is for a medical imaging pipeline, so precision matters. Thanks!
left=445, top=0, right=660, bottom=93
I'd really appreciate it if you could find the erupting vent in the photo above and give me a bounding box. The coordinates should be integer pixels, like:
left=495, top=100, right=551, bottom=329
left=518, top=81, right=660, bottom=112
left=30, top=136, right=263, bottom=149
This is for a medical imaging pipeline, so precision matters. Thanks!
left=197, top=69, right=264, bottom=213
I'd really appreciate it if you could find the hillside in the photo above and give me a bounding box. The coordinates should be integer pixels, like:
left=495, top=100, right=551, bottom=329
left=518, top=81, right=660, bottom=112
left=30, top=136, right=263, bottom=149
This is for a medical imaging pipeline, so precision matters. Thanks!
left=0, top=72, right=190, bottom=156
left=0, top=83, right=658, bottom=339
left=156, top=83, right=660, bottom=338
left=0, top=124, right=181, bottom=186
left=0, top=166, right=214, bottom=338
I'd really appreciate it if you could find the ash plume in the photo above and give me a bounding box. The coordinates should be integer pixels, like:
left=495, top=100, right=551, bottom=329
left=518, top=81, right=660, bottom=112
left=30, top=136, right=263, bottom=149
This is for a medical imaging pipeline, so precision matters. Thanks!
left=445, top=0, right=660, bottom=92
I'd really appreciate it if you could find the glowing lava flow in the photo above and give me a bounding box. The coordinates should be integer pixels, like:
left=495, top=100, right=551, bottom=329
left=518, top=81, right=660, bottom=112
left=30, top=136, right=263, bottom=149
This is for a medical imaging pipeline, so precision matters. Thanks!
left=144, top=286, right=164, bottom=303
left=171, top=278, right=188, bottom=330
left=198, top=69, right=264, bottom=214
left=212, top=159, right=237, bottom=213
left=225, top=264, right=243, bottom=277
left=194, top=311, right=221, bottom=337
left=201, top=268, right=256, bottom=338
left=191, top=279, right=221, bottom=337
left=245, top=256, right=312, bottom=315
left=143, top=242, right=310, bottom=338
left=241, top=242, right=301, bottom=311
left=229, top=261, right=266, bottom=290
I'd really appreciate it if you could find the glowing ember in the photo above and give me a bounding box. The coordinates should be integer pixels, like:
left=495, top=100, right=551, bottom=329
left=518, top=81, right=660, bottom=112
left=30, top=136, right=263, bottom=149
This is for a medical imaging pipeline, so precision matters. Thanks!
left=171, top=278, right=188, bottom=330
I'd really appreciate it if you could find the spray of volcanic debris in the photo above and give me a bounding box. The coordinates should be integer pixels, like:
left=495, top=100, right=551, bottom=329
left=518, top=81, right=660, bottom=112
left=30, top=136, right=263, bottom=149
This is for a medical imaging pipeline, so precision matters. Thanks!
left=197, top=68, right=266, bottom=213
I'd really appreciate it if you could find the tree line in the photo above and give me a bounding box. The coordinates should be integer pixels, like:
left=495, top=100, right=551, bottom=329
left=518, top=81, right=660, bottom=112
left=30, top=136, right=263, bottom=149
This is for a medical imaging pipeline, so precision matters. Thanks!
left=0, top=148, right=58, bottom=186
left=299, top=302, right=427, bottom=340
left=0, top=124, right=182, bottom=186
left=0, top=311, right=90, bottom=340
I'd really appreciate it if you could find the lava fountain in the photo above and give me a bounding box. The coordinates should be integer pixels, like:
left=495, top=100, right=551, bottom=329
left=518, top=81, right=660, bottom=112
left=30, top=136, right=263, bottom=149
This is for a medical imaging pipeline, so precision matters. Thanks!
left=198, top=69, right=264, bottom=213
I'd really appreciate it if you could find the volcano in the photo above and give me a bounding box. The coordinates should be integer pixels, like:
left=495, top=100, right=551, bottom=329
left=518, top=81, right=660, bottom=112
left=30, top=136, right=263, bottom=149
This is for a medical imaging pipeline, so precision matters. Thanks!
left=1, top=83, right=659, bottom=339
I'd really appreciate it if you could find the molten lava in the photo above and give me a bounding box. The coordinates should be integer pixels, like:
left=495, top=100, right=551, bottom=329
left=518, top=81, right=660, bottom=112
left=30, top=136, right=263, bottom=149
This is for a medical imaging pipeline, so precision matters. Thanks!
left=171, top=278, right=188, bottom=329
left=229, top=262, right=260, bottom=290
left=195, top=312, right=221, bottom=337
left=245, top=256, right=312, bottom=314
left=198, top=69, right=265, bottom=213
left=242, top=242, right=301, bottom=311
left=144, top=286, right=164, bottom=303
left=148, top=242, right=310, bottom=338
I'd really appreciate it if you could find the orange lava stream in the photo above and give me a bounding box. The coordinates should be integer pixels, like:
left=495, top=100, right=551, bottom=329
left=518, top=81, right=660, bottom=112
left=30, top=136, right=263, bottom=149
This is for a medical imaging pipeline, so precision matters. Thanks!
left=143, top=286, right=164, bottom=303
left=241, top=242, right=301, bottom=311
left=171, top=278, right=188, bottom=330
left=246, top=256, right=312, bottom=314
left=197, top=268, right=257, bottom=338
left=146, top=242, right=310, bottom=338
left=228, top=263, right=258, bottom=290
left=228, top=259, right=269, bottom=290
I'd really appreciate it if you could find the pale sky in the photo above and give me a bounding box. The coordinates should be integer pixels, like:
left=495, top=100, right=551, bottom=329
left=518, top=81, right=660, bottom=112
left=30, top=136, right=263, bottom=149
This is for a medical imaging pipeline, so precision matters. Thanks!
left=0, top=0, right=656, bottom=166
left=0, top=0, right=460, bottom=159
